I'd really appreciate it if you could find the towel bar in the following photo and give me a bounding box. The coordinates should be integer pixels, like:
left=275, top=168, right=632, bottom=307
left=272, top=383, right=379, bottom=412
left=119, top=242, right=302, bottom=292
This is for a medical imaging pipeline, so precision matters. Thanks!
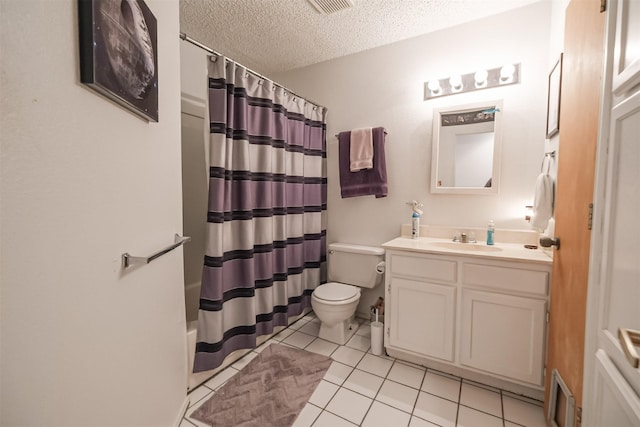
left=335, top=129, right=388, bottom=138
left=540, top=150, right=557, bottom=172
left=122, top=234, right=191, bottom=269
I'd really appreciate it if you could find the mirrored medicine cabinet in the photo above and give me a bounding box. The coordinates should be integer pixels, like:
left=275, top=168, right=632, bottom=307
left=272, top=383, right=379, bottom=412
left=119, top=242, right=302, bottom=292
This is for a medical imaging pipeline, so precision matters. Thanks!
left=431, top=100, right=503, bottom=195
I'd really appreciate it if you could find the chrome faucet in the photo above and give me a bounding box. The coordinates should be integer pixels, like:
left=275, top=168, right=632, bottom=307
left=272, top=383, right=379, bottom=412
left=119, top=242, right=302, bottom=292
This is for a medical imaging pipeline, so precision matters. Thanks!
left=453, top=232, right=477, bottom=243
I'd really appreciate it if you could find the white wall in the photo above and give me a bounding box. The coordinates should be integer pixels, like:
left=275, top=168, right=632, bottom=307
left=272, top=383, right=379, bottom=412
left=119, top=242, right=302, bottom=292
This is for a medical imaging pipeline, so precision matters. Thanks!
left=275, top=1, right=552, bottom=248
left=0, top=1, right=188, bottom=425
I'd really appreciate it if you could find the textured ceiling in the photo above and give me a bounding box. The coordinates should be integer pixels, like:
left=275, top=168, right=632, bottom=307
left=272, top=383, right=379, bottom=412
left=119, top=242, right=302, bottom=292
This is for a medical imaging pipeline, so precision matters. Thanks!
left=179, top=0, right=541, bottom=76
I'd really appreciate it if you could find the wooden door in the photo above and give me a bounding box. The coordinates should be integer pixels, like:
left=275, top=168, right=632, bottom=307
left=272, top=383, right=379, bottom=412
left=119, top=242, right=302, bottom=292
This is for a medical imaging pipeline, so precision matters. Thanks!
left=582, top=0, right=640, bottom=424
left=544, top=0, right=606, bottom=422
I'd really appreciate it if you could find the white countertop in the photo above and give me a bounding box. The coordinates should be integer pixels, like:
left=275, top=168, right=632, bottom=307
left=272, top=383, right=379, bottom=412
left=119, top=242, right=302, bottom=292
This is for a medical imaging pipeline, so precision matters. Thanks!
left=382, top=236, right=553, bottom=265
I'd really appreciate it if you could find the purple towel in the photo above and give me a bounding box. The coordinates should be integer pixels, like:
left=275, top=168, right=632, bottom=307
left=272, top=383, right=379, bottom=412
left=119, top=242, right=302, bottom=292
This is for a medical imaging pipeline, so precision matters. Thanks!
left=338, top=127, right=388, bottom=198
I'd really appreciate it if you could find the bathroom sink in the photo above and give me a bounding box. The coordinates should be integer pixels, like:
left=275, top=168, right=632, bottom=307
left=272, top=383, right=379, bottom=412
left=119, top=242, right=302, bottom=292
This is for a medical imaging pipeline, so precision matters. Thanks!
left=429, top=241, right=503, bottom=252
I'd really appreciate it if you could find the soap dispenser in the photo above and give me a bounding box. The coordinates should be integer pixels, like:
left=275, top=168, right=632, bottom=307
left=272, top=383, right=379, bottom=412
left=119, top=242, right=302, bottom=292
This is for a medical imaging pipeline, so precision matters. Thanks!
left=486, top=220, right=495, bottom=245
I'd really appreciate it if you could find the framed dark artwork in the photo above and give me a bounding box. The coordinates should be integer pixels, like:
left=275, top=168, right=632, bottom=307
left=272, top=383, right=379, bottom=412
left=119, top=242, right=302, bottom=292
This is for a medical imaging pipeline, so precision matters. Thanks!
left=546, top=53, right=563, bottom=138
left=78, top=0, right=158, bottom=122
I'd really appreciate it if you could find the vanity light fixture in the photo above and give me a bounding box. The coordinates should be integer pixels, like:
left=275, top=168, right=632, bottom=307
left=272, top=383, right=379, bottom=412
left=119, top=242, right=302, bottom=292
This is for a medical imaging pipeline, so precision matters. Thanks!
left=424, top=63, right=521, bottom=100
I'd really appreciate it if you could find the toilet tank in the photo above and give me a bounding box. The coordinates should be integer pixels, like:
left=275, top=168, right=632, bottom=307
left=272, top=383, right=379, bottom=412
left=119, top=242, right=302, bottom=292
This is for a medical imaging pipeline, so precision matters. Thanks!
left=328, top=243, right=385, bottom=289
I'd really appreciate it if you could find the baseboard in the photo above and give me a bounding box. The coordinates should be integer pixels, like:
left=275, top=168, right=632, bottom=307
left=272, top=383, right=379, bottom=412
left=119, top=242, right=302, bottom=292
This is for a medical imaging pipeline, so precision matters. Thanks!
left=386, top=346, right=544, bottom=401
left=356, top=310, right=384, bottom=324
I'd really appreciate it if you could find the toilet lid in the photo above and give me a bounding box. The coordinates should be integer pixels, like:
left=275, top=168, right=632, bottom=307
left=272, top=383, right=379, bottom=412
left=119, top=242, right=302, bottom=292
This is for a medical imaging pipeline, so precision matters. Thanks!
left=314, top=282, right=359, bottom=302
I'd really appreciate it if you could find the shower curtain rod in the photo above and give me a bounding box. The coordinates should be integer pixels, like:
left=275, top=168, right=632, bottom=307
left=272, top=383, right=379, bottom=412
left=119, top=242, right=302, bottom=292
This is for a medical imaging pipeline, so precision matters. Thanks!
left=179, top=32, right=327, bottom=111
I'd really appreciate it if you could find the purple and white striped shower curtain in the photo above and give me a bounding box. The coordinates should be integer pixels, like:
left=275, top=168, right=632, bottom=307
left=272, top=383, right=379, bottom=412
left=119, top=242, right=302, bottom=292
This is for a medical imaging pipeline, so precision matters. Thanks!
left=193, top=56, right=327, bottom=372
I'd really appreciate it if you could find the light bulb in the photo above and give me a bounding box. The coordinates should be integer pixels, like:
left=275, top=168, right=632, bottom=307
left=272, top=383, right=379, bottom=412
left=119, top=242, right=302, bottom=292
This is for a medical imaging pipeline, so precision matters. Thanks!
left=449, top=75, right=463, bottom=91
left=427, top=79, right=441, bottom=93
left=500, top=64, right=516, bottom=82
left=474, top=69, right=488, bottom=87
left=524, top=205, right=533, bottom=222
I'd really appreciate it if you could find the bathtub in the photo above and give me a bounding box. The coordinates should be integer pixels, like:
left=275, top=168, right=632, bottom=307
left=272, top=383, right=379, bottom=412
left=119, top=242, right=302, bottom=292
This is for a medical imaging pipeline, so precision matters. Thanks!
left=187, top=320, right=218, bottom=391
left=184, top=280, right=201, bottom=325
left=185, top=279, right=211, bottom=390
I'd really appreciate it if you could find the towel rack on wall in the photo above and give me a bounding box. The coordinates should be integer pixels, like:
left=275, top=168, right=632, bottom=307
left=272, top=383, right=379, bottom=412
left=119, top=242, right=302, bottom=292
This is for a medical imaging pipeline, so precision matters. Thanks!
left=122, top=234, right=191, bottom=269
left=541, top=150, right=557, bottom=172
left=335, top=129, right=388, bottom=138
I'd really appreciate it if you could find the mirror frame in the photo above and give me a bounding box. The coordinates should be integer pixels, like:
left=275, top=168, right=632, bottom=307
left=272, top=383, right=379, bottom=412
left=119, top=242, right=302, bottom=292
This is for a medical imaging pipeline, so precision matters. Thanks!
left=430, top=100, right=503, bottom=195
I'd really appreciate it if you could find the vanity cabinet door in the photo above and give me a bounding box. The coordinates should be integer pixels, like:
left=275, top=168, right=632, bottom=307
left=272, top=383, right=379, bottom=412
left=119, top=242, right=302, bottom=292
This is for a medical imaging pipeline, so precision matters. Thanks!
left=460, top=289, right=546, bottom=385
left=389, top=277, right=455, bottom=362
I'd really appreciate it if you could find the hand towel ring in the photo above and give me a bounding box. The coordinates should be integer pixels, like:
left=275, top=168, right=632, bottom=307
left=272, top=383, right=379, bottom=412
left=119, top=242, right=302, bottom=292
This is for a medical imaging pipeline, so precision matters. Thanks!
left=541, top=150, right=556, bottom=174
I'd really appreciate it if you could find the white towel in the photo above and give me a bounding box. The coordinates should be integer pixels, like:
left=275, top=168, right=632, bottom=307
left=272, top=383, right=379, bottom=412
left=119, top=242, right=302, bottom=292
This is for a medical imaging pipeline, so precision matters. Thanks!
left=349, top=127, right=374, bottom=171
left=531, top=173, right=555, bottom=231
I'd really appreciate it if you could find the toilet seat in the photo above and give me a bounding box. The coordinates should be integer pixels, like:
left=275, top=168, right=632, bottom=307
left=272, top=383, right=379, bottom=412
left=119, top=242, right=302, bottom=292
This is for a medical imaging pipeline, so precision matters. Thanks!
left=313, top=282, right=360, bottom=304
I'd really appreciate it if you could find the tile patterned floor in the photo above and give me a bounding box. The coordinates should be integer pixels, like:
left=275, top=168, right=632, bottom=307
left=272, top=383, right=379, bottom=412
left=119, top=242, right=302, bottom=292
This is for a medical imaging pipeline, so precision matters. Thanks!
left=181, top=313, right=546, bottom=427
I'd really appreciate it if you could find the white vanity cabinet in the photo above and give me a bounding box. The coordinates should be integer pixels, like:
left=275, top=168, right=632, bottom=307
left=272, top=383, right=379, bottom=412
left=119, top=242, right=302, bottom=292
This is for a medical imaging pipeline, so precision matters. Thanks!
left=459, top=262, right=549, bottom=385
left=383, top=244, right=551, bottom=394
left=387, top=253, right=457, bottom=361
left=389, top=279, right=455, bottom=361
left=459, top=289, right=546, bottom=384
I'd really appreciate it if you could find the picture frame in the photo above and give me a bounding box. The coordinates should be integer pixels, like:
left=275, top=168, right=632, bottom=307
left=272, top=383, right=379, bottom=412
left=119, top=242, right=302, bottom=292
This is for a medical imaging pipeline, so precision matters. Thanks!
left=78, top=0, right=158, bottom=122
left=546, top=53, right=563, bottom=138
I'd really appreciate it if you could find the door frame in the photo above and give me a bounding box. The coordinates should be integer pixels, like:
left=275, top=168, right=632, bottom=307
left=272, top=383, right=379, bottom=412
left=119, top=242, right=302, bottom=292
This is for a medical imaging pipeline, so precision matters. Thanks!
left=582, top=0, right=631, bottom=422
left=581, top=0, right=614, bottom=420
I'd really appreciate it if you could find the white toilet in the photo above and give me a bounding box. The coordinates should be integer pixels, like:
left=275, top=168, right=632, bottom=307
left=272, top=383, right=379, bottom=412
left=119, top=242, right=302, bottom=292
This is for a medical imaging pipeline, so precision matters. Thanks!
left=311, top=243, right=385, bottom=345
